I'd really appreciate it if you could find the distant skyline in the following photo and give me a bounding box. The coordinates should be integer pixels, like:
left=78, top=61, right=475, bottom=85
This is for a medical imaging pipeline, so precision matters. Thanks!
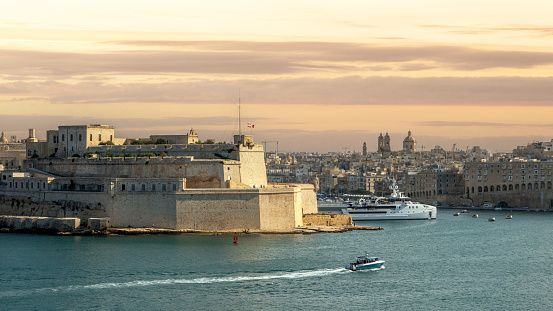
left=1, top=1, right=553, bottom=152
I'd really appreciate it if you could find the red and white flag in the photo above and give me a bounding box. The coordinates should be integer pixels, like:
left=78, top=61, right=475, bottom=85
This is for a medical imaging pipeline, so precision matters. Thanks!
left=247, top=123, right=255, bottom=128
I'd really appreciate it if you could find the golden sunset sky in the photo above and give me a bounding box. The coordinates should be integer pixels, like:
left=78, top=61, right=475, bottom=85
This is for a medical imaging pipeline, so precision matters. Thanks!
left=1, top=0, right=553, bottom=152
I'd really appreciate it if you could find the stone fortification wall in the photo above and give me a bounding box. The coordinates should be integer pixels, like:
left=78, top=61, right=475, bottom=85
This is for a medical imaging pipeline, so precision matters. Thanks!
left=236, top=144, right=267, bottom=188
left=299, top=184, right=317, bottom=214
left=175, top=189, right=261, bottom=230
left=26, top=157, right=238, bottom=188
left=110, top=193, right=177, bottom=229
left=302, top=214, right=353, bottom=227
left=88, top=143, right=240, bottom=159
left=259, top=188, right=299, bottom=230
left=0, top=192, right=109, bottom=219
left=0, top=184, right=316, bottom=231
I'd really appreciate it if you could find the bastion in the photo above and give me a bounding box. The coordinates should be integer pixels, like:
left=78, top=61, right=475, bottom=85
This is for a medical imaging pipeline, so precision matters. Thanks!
left=1, top=130, right=319, bottom=232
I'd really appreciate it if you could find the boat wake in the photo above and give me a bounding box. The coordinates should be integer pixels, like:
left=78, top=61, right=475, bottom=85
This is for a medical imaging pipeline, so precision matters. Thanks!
left=1, top=268, right=346, bottom=297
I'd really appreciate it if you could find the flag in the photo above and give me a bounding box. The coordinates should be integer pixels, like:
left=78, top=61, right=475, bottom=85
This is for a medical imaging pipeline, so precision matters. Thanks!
left=247, top=123, right=255, bottom=128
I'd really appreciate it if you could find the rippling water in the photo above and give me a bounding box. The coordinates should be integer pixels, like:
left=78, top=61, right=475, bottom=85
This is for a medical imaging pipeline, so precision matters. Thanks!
left=2, top=210, right=553, bottom=310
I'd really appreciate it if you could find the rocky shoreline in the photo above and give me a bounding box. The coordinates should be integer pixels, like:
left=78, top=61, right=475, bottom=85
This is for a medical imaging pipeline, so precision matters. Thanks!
left=1, top=224, right=382, bottom=236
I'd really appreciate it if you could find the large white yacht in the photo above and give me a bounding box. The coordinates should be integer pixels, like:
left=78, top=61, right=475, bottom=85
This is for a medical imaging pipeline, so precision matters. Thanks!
left=341, top=180, right=437, bottom=221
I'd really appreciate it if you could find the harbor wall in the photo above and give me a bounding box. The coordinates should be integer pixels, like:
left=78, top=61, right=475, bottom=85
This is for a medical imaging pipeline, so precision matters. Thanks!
left=0, top=185, right=317, bottom=230
left=302, top=214, right=353, bottom=227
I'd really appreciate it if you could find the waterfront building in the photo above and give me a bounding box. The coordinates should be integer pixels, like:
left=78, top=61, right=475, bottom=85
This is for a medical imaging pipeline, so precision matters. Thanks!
left=464, top=159, right=553, bottom=209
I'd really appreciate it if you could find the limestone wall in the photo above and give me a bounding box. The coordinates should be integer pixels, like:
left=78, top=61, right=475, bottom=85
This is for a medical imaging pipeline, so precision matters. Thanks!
left=259, top=188, right=299, bottom=230
left=26, top=157, right=239, bottom=188
left=302, top=214, right=353, bottom=227
left=110, top=193, right=177, bottom=229
left=236, top=144, right=267, bottom=188
left=0, top=184, right=316, bottom=231
left=0, top=191, right=109, bottom=219
left=175, top=190, right=261, bottom=230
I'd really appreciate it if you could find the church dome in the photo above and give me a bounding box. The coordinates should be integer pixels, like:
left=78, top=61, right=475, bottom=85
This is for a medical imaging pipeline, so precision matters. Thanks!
left=403, top=130, right=415, bottom=142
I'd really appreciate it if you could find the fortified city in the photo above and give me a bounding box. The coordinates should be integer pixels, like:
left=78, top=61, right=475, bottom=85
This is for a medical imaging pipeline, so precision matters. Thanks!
left=1, top=127, right=551, bottom=234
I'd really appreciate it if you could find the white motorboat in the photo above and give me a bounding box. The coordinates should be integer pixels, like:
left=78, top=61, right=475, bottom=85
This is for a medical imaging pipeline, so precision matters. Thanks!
left=341, top=180, right=437, bottom=221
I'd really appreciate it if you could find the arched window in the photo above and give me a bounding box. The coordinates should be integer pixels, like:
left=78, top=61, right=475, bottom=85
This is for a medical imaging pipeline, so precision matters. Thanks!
left=490, top=186, right=494, bottom=192
left=502, top=185, right=507, bottom=191
left=508, top=184, right=513, bottom=191
left=541, top=182, right=545, bottom=189
left=548, top=182, right=552, bottom=190
left=528, top=184, right=532, bottom=190
left=484, top=186, right=488, bottom=192
left=521, top=184, right=526, bottom=190
left=478, top=186, right=482, bottom=193
left=496, top=185, right=501, bottom=191
left=515, top=184, right=519, bottom=190
left=535, top=183, right=539, bottom=190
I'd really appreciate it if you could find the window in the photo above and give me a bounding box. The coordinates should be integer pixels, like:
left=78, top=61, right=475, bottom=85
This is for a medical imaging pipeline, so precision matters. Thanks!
left=99, top=134, right=102, bottom=141
left=173, top=184, right=177, bottom=191
left=90, top=134, right=93, bottom=141
left=70, top=134, right=73, bottom=141
left=152, top=184, right=156, bottom=191
left=62, top=134, right=65, bottom=141
left=162, top=184, right=166, bottom=191
left=142, top=184, right=146, bottom=191
left=110, top=135, right=113, bottom=141
left=79, top=134, right=82, bottom=141
left=122, top=184, right=126, bottom=191
left=131, top=184, right=135, bottom=191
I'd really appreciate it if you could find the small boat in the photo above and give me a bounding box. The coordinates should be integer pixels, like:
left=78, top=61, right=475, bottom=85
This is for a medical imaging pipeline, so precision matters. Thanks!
left=488, top=217, right=495, bottom=222
left=461, top=210, right=469, bottom=213
left=472, top=214, right=478, bottom=218
left=345, top=254, right=385, bottom=271
left=453, top=213, right=460, bottom=216
left=506, top=215, right=513, bottom=219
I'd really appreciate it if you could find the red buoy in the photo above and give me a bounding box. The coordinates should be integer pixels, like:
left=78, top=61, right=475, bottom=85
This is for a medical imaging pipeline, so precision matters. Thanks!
left=233, top=234, right=238, bottom=244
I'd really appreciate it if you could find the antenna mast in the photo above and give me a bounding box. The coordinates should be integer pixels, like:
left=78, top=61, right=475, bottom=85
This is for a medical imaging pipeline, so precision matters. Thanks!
left=238, top=89, right=242, bottom=137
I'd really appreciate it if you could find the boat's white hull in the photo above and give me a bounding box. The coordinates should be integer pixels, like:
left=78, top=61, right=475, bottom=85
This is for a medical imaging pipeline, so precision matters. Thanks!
left=342, top=205, right=437, bottom=221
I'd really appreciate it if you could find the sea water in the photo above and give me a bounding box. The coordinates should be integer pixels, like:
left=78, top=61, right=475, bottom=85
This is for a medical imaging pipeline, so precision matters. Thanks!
left=2, top=210, right=553, bottom=310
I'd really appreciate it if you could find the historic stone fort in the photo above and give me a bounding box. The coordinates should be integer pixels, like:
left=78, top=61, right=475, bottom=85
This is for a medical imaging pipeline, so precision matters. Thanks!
left=0, top=125, right=317, bottom=232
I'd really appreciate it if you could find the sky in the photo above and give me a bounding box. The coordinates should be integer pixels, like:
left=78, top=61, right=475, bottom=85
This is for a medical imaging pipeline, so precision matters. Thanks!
left=1, top=0, right=553, bottom=153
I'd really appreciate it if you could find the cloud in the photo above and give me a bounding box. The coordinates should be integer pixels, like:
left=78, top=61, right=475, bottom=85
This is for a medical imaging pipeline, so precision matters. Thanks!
left=2, top=41, right=553, bottom=80
left=415, top=121, right=553, bottom=128
left=420, top=24, right=553, bottom=37
left=2, top=76, right=553, bottom=106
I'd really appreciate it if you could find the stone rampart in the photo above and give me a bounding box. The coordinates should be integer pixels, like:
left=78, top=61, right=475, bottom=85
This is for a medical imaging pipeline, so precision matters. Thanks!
left=0, top=184, right=316, bottom=231
left=302, top=214, right=353, bottom=227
